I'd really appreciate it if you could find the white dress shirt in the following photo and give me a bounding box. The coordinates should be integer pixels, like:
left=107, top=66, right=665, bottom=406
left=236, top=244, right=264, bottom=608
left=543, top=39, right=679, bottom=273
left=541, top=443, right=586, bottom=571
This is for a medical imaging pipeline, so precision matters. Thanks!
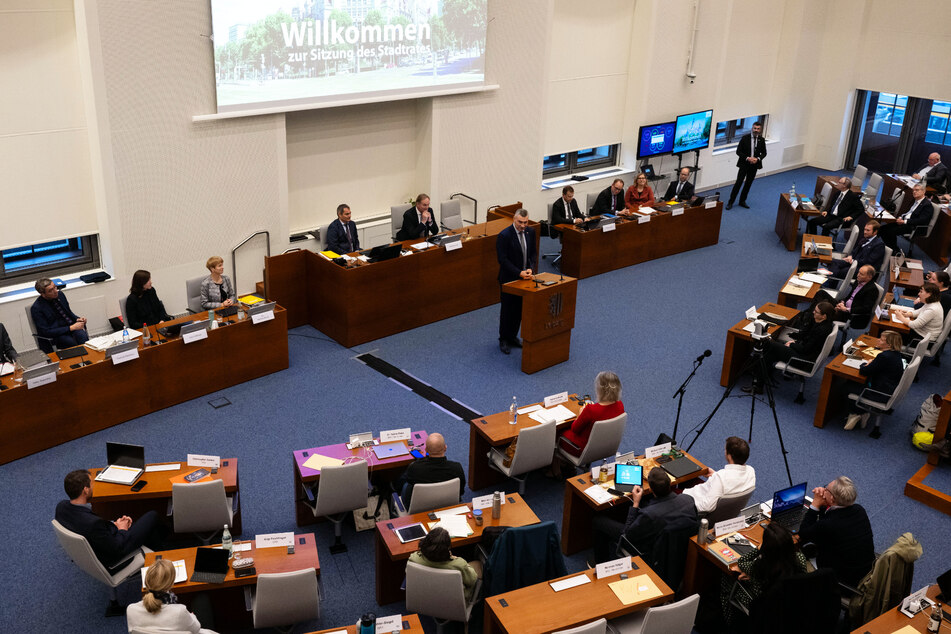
left=684, top=463, right=756, bottom=514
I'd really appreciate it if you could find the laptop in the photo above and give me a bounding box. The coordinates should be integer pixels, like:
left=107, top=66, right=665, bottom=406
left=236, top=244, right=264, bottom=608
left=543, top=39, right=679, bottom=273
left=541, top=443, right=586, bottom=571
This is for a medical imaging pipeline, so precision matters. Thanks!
left=94, top=442, right=145, bottom=485
left=368, top=244, right=401, bottom=263
left=660, top=456, right=702, bottom=480
left=56, top=345, right=88, bottom=360
left=190, top=546, right=231, bottom=584
left=613, top=463, right=643, bottom=493
left=769, top=482, right=809, bottom=533
left=16, top=348, right=51, bottom=371
left=373, top=443, right=410, bottom=460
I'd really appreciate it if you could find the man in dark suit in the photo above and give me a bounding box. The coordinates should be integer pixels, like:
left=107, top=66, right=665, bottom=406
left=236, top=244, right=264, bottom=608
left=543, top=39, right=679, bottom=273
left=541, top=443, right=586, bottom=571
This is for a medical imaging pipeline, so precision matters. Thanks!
left=912, top=152, right=948, bottom=193
left=591, top=467, right=698, bottom=563
left=397, top=433, right=466, bottom=509
left=0, top=321, right=17, bottom=366
left=496, top=209, right=537, bottom=354
left=815, top=265, right=878, bottom=328
left=396, top=193, right=439, bottom=241
left=591, top=179, right=626, bottom=216
left=325, top=203, right=360, bottom=254
left=727, top=121, right=767, bottom=210
left=662, top=167, right=695, bottom=203
left=31, top=278, right=88, bottom=350
left=551, top=185, right=585, bottom=231
left=799, top=476, right=875, bottom=586
left=54, top=469, right=165, bottom=568
left=805, top=177, right=864, bottom=235
left=878, top=184, right=934, bottom=250
left=828, top=220, right=886, bottom=277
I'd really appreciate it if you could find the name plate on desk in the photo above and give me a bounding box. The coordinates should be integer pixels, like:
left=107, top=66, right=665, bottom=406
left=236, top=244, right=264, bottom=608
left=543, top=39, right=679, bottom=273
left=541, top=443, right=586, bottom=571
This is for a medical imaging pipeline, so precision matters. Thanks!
left=714, top=516, right=747, bottom=537
left=182, top=325, right=208, bottom=344
left=471, top=493, right=505, bottom=510
left=110, top=347, right=139, bottom=365
left=380, top=428, right=411, bottom=443
left=596, top=556, right=633, bottom=579
left=637, top=214, right=650, bottom=224
left=705, top=200, right=717, bottom=209
left=543, top=391, right=568, bottom=408
left=375, top=615, right=402, bottom=632
left=251, top=309, right=274, bottom=324
left=601, top=222, right=616, bottom=232
left=255, top=532, right=294, bottom=549
left=27, top=370, right=57, bottom=389
left=645, top=442, right=671, bottom=459
left=444, top=239, right=462, bottom=252
left=672, top=208, right=684, bottom=217
left=187, top=454, right=220, bottom=469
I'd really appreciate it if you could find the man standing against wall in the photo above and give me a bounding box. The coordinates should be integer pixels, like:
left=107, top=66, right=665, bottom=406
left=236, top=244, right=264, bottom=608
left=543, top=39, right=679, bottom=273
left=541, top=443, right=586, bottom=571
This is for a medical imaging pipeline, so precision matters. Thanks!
left=727, top=122, right=767, bottom=210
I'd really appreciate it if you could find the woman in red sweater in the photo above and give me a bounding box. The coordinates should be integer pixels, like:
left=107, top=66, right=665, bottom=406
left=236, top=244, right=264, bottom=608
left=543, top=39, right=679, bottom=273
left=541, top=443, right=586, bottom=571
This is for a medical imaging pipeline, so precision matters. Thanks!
left=552, top=371, right=625, bottom=475
left=624, top=173, right=655, bottom=210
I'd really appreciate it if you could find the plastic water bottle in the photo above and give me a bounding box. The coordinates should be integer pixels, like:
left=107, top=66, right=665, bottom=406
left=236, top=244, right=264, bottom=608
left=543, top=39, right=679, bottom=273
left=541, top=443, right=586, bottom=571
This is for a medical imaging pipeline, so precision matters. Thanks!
left=509, top=396, right=518, bottom=425
left=208, top=309, right=217, bottom=330
left=121, top=326, right=130, bottom=343
left=141, top=323, right=150, bottom=347
left=789, top=182, right=796, bottom=198
left=221, top=524, right=232, bottom=557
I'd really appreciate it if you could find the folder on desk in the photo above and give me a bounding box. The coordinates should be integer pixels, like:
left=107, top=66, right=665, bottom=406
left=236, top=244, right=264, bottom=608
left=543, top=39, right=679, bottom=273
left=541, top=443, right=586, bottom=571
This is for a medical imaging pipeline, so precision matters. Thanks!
left=608, top=574, right=663, bottom=605
left=302, top=453, right=345, bottom=471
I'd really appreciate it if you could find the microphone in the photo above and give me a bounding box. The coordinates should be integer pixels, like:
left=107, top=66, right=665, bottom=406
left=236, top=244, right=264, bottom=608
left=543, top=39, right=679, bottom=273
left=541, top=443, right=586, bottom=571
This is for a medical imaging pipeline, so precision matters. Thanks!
left=695, top=349, right=712, bottom=363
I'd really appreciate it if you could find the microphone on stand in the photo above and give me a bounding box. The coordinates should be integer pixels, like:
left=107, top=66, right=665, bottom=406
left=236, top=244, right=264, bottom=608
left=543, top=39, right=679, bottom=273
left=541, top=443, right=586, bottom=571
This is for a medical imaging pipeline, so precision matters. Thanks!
left=695, top=349, right=712, bottom=364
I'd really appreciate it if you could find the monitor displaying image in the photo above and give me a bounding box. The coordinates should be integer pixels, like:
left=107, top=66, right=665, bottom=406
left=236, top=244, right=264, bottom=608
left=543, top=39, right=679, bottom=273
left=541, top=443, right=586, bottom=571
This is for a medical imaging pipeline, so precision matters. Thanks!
left=637, top=122, right=675, bottom=159
left=673, top=109, right=713, bottom=153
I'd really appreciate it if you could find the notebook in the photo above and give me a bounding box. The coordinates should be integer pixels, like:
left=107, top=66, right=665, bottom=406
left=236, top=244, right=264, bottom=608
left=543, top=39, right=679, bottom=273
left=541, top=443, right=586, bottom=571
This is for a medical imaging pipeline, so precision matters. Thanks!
left=660, top=456, right=702, bottom=480
left=189, top=547, right=230, bottom=584
left=769, top=482, right=808, bottom=533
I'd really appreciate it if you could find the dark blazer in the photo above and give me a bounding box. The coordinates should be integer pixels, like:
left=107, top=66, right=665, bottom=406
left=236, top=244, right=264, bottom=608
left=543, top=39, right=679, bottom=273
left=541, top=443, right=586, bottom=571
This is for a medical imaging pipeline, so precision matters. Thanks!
left=551, top=197, right=584, bottom=227
left=398, top=456, right=466, bottom=506
left=859, top=349, right=904, bottom=397
left=839, top=281, right=879, bottom=328
left=798, top=503, right=875, bottom=586
left=735, top=133, right=767, bottom=170
left=125, top=288, right=170, bottom=328
left=31, top=292, right=79, bottom=339
left=827, top=189, right=864, bottom=222
left=663, top=179, right=695, bottom=202
left=0, top=322, right=17, bottom=362
left=900, top=198, right=934, bottom=229
left=54, top=500, right=136, bottom=567
left=397, top=205, right=439, bottom=241
left=851, top=235, right=886, bottom=271
left=326, top=218, right=360, bottom=254
left=916, top=161, right=949, bottom=190
left=622, top=492, right=698, bottom=557
left=788, top=317, right=834, bottom=360
left=591, top=186, right=625, bottom=216
left=496, top=224, right=537, bottom=284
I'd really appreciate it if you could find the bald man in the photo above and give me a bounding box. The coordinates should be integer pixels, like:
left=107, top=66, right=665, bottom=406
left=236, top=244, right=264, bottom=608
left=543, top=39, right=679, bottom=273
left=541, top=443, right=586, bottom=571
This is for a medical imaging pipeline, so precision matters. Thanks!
left=397, top=433, right=466, bottom=507
left=912, top=152, right=948, bottom=192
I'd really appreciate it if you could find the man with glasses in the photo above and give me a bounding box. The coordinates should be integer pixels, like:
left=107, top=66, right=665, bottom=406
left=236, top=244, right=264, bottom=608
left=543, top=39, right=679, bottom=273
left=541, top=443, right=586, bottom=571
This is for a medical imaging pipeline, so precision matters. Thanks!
left=591, top=178, right=626, bottom=216
left=663, top=168, right=695, bottom=203
left=805, top=177, right=863, bottom=236
left=31, top=278, right=88, bottom=349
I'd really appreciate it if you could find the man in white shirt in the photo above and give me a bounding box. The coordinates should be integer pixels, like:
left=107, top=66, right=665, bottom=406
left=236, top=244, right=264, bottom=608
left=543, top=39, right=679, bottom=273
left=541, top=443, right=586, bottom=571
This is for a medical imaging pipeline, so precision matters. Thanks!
left=684, top=436, right=755, bottom=514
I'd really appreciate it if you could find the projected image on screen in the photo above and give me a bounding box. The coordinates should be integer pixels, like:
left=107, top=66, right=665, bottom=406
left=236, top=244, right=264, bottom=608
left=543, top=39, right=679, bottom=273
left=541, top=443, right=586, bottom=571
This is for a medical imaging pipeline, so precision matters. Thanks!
left=637, top=122, right=675, bottom=159
left=212, top=0, right=488, bottom=113
left=673, top=109, right=713, bottom=153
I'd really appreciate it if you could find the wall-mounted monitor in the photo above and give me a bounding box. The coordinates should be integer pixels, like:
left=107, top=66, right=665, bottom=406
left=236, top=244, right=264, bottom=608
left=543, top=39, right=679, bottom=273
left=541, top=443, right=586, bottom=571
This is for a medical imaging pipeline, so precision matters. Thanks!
left=637, top=122, right=675, bottom=159
left=673, top=109, right=713, bottom=153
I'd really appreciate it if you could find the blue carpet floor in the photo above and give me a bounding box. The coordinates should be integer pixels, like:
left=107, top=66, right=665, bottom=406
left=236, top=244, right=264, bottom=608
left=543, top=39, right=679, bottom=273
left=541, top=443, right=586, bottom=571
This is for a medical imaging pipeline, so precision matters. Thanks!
left=1, top=165, right=949, bottom=632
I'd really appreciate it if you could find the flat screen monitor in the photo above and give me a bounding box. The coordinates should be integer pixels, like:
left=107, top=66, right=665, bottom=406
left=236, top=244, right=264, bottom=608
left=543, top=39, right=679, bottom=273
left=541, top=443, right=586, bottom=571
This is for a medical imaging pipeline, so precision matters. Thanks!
left=636, top=122, right=675, bottom=159
left=673, top=109, right=713, bottom=153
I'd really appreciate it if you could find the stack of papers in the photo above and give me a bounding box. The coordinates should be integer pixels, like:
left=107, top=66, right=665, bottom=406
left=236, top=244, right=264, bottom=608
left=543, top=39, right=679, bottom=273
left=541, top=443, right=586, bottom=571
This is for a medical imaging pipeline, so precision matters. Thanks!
left=528, top=404, right=576, bottom=424
left=584, top=485, right=615, bottom=505
left=429, top=514, right=472, bottom=538
left=789, top=276, right=813, bottom=288
left=799, top=272, right=827, bottom=284
left=85, top=330, right=142, bottom=352
left=410, top=242, right=432, bottom=251
left=141, top=560, right=187, bottom=586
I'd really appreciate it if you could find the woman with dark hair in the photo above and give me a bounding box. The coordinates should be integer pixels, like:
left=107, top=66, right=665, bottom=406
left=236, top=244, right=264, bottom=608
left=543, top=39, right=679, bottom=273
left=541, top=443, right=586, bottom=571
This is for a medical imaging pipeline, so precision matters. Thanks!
left=720, top=522, right=808, bottom=626
left=748, top=301, right=836, bottom=393
left=894, top=282, right=944, bottom=344
left=126, top=269, right=172, bottom=328
left=126, top=558, right=217, bottom=633
left=408, top=527, right=481, bottom=600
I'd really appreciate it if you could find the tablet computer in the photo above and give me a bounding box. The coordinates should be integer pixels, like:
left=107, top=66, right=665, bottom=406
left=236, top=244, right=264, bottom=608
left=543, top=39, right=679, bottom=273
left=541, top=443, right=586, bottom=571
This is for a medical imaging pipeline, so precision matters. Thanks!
left=395, top=523, right=428, bottom=544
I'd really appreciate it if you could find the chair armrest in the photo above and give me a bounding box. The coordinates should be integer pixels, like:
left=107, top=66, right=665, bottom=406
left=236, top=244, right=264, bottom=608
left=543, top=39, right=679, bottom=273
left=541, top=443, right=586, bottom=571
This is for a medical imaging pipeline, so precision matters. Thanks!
left=615, top=534, right=643, bottom=558
left=558, top=436, right=581, bottom=451
left=726, top=578, right=754, bottom=617
left=231, top=490, right=239, bottom=513
left=856, top=387, right=893, bottom=405
left=244, top=585, right=255, bottom=612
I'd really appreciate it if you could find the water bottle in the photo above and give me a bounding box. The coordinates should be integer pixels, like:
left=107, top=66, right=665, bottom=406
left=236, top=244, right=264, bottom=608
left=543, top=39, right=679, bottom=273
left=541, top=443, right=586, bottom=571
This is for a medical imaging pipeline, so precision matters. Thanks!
left=698, top=518, right=709, bottom=545
left=208, top=309, right=217, bottom=330
left=141, top=323, right=151, bottom=347
left=509, top=396, right=518, bottom=425
left=927, top=603, right=942, bottom=633
left=492, top=491, right=501, bottom=519
left=121, top=326, right=130, bottom=343
left=358, top=613, right=376, bottom=634
left=789, top=182, right=796, bottom=198
left=221, top=524, right=232, bottom=557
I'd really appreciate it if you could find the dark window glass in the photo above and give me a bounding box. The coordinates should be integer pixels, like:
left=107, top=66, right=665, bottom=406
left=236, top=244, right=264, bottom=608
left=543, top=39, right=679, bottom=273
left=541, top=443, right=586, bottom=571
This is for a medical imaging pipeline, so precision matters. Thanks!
left=0, top=235, right=100, bottom=284
left=543, top=145, right=618, bottom=178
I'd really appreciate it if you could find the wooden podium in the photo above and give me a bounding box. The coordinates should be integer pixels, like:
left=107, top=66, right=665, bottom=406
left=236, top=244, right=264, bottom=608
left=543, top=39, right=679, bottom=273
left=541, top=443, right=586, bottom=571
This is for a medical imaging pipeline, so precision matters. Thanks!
left=502, top=272, right=577, bottom=374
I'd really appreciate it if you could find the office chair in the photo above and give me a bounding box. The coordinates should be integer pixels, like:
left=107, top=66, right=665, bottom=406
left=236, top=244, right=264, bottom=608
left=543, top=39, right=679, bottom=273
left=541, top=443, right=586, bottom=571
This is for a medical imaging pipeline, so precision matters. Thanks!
left=556, top=413, right=627, bottom=471
left=24, top=305, right=55, bottom=353
left=902, top=203, right=941, bottom=257
left=487, top=419, right=556, bottom=495
left=703, top=487, right=755, bottom=525
left=554, top=617, right=607, bottom=634
left=316, top=223, right=329, bottom=251
left=247, top=568, right=320, bottom=632
left=774, top=323, right=841, bottom=404
left=406, top=560, right=480, bottom=634
left=118, top=296, right=130, bottom=328
left=390, top=204, right=407, bottom=241
left=185, top=275, right=205, bottom=314
left=406, top=478, right=461, bottom=514
left=542, top=201, right=562, bottom=266
left=309, top=459, right=369, bottom=553
left=608, top=594, right=699, bottom=634
left=170, top=479, right=236, bottom=544
left=851, top=165, right=868, bottom=189
left=865, top=172, right=883, bottom=201
left=848, top=356, right=921, bottom=438
left=440, top=199, right=464, bottom=231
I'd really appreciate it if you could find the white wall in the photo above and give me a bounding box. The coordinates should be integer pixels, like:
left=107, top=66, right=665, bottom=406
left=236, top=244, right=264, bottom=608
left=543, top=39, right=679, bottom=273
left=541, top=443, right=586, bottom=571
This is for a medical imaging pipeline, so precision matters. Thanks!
left=3, top=0, right=951, bottom=352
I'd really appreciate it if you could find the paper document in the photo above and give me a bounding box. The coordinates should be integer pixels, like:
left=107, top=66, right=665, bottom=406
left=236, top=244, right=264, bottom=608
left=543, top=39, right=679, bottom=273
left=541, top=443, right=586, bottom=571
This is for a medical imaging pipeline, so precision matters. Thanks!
left=843, top=358, right=865, bottom=369
left=516, top=404, right=542, bottom=415
left=906, top=261, right=923, bottom=270
left=141, top=560, right=187, bottom=587
left=96, top=465, right=140, bottom=485
left=608, top=574, right=663, bottom=605
left=433, top=505, right=471, bottom=518
left=789, top=276, right=813, bottom=288
left=742, top=322, right=756, bottom=333
left=780, top=282, right=810, bottom=297
left=302, top=453, right=345, bottom=471
left=85, top=330, right=142, bottom=352
left=232, top=542, right=252, bottom=552
left=145, top=463, right=181, bottom=473
left=550, top=574, right=591, bottom=592
left=891, top=313, right=903, bottom=323
left=410, top=242, right=432, bottom=251
left=584, top=485, right=615, bottom=505
left=799, top=273, right=827, bottom=284
left=430, top=514, right=472, bottom=538
left=815, top=243, right=833, bottom=250
left=528, top=404, right=575, bottom=424
left=0, top=362, right=14, bottom=377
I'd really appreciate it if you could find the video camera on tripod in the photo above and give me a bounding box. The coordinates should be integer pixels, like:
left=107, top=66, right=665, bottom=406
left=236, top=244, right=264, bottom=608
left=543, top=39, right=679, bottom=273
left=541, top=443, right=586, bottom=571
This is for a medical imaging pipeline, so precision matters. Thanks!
left=749, top=319, right=772, bottom=352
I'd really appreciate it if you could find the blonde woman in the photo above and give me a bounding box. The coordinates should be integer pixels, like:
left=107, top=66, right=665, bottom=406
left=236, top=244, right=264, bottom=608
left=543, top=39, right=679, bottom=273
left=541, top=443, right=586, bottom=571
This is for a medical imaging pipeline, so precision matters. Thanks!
left=126, top=558, right=217, bottom=633
left=844, top=330, right=905, bottom=431
left=624, top=173, right=655, bottom=210
left=199, top=256, right=235, bottom=310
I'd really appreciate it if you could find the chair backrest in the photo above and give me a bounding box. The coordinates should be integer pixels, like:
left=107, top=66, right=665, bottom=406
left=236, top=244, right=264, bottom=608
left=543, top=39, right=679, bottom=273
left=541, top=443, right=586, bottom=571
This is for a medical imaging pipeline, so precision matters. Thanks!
left=171, top=479, right=231, bottom=534
left=553, top=617, right=607, bottom=634
left=834, top=261, right=858, bottom=299
left=879, top=356, right=921, bottom=410
left=547, top=201, right=555, bottom=223
left=24, top=305, right=54, bottom=353
left=441, top=199, right=463, bottom=231
left=924, top=202, right=942, bottom=236
left=185, top=275, right=205, bottom=314
left=407, top=478, right=461, bottom=514
left=852, top=164, right=868, bottom=188
left=908, top=336, right=932, bottom=363
left=391, top=204, right=407, bottom=239
left=840, top=225, right=860, bottom=256
left=818, top=181, right=833, bottom=211
left=705, top=487, right=755, bottom=525
left=926, top=310, right=951, bottom=355
left=314, top=459, right=369, bottom=517
left=118, top=296, right=130, bottom=327
left=879, top=246, right=893, bottom=278
left=317, top=223, right=329, bottom=251
left=574, top=413, right=627, bottom=466
left=405, top=560, right=468, bottom=623
left=639, top=593, right=700, bottom=634
left=892, top=190, right=905, bottom=214
left=253, top=568, right=320, bottom=629
left=482, top=521, right=567, bottom=596
left=812, top=323, right=841, bottom=373
left=509, top=420, right=557, bottom=476
left=51, top=519, right=114, bottom=586
left=647, top=522, right=698, bottom=591
left=865, top=173, right=883, bottom=200
left=584, top=192, right=596, bottom=215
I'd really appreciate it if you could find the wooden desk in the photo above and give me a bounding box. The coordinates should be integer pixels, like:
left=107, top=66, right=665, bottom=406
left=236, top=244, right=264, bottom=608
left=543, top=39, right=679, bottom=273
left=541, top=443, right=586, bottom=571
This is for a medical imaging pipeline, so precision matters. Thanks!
left=904, top=389, right=951, bottom=517
left=143, top=532, right=319, bottom=630
left=868, top=309, right=912, bottom=338
left=885, top=260, right=925, bottom=296
left=777, top=273, right=821, bottom=308
left=812, top=334, right=879, bottom=428
left=880, top=174, right=915, bottom=217
left=560, top=453, right=708, bottom=555
left=681, top=521, right=767, bottom=598
left=801, top=233, right=833, bottom=262
left=90, top=458, right=241, bottom=533
left=374, top=493, right=539, bottom=605
left=483, top=556, right=673, bottom=634
left=557, top=203, right=722, bottom=280
left=291, top=431, right=429, bottom=526
left=502, top=273, right=577, bottom=374
left=775, top=193, right=821, bottom=251
left=852, top=584, right=940, bottom=633
left=468, top=397, right=584, bottom=491
left=720, top=303, right=800, bottom=387
left=305, top=614, right=424, bottom=634
left=0, top=306, right=288, bottom=465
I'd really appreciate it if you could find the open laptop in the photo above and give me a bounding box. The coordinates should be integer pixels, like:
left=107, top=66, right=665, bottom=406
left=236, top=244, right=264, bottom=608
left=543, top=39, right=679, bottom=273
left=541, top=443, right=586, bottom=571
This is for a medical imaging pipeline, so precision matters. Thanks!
left=613, top=463, right=643, bottom=493
left=368, top=243, right=401, bottom=263
left=769, top=481, right=809, bottom=533
left=373, top=443, right=410, bottom=460
left=190, top=546, right=231, bottom=584
left=94, top=442, right=145, bottom=485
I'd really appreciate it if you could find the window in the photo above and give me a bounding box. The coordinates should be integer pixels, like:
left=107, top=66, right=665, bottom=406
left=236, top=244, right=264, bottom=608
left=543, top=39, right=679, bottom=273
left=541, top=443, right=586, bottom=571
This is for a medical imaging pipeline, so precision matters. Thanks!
left=543, top=144, right=618, bottom=178
left=713, top=114, right=768, bottom=148
left=0, top=235, right=101, bottom=285
left=872, top=93, right=906, bottom=137
left=925, top=100, right=951, bottom=146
